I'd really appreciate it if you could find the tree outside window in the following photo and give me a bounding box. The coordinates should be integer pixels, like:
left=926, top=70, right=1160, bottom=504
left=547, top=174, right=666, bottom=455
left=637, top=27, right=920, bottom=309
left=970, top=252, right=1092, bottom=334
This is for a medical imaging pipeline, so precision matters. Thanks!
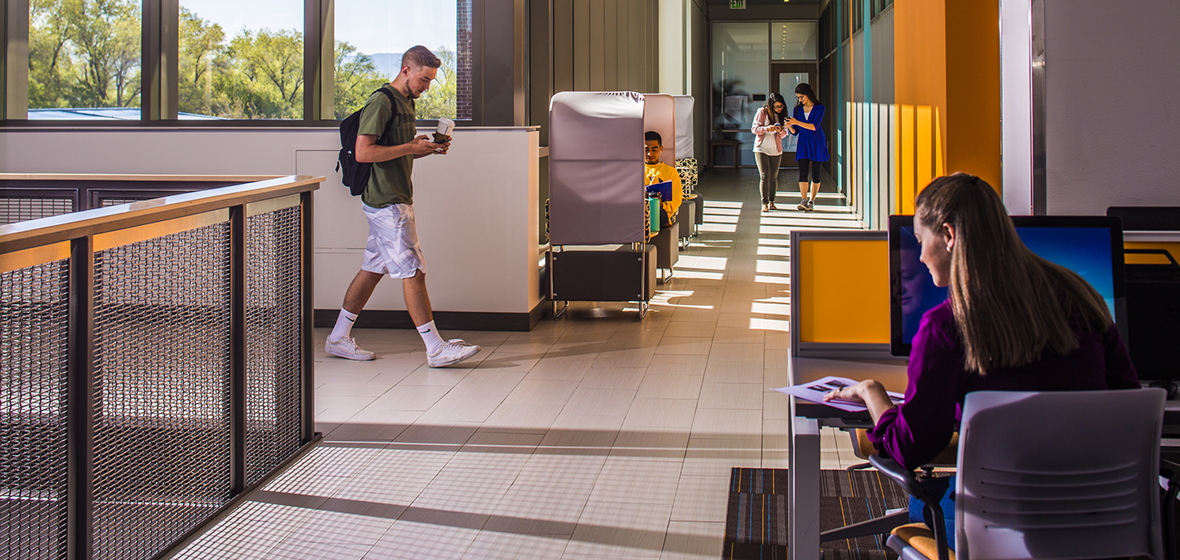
left=29, top=0, right=142, bottom=112
left=26, top=1, right=466, bottom=121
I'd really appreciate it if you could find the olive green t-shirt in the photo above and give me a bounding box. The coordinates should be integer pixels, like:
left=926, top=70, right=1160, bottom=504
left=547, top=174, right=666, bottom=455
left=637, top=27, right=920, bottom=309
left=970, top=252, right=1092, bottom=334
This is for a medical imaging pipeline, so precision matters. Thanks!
left=358, top=84, right=416, bottom=207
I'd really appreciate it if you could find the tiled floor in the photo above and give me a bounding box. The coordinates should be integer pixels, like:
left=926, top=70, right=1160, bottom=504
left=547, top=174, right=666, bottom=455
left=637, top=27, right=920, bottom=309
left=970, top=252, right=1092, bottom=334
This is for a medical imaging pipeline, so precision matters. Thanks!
left=172, top=168, right=864, bottom=559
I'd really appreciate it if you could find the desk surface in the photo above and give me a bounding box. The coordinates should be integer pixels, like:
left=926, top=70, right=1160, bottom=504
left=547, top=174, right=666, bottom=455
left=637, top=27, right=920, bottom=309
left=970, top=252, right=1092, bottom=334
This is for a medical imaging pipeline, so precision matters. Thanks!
left=789, top=354, right=1180, bottom=425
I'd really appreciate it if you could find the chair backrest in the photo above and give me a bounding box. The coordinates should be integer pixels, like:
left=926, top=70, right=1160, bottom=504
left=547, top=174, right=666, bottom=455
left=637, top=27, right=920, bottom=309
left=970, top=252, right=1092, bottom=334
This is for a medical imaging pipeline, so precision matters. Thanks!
left=956, top=389, right=1166, bottom=560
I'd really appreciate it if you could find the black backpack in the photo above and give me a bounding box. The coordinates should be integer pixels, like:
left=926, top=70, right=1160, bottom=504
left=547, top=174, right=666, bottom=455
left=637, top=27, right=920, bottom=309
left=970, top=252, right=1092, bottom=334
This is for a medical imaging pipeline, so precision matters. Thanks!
left=337, top=87, right=398, bottom=196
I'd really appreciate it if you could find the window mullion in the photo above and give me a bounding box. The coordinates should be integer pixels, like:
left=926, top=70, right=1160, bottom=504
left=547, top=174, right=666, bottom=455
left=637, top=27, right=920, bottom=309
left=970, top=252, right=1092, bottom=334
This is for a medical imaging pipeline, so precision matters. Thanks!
left=304, top=0, right=332, bottom=122
left=5, top=0, right=31, bottom=120
left=143, top=0, right=179, bottom=120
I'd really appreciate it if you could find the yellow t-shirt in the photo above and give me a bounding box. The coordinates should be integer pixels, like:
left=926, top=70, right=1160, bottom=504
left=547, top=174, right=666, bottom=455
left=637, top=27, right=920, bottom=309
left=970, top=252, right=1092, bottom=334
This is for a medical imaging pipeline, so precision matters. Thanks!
left=644, top=161, right=682, bottom=220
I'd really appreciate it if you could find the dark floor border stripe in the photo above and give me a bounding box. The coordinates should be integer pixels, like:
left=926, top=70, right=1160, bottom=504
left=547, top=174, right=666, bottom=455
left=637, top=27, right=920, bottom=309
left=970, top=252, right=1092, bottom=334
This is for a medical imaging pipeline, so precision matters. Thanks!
left=314, top=301, right=548, bottom=332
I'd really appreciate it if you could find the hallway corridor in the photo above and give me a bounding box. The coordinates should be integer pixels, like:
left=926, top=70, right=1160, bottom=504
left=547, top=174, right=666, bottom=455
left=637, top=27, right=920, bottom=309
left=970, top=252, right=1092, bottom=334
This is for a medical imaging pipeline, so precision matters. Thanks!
left=171, top=169, right=865, bottom=560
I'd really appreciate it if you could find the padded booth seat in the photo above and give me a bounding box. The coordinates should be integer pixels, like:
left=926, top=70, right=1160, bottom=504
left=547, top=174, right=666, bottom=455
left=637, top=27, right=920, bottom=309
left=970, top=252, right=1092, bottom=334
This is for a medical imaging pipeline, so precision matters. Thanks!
left=549, top=245, right=656, bottom=303
left=678, top=198, right=696, bottom=245
left=648, top=221, right=679, bottom=282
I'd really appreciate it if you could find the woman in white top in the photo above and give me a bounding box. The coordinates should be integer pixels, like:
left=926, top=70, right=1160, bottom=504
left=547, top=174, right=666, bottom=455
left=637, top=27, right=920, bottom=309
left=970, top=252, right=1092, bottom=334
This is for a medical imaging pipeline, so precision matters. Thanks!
left=750, top=93, right=790, bottom=212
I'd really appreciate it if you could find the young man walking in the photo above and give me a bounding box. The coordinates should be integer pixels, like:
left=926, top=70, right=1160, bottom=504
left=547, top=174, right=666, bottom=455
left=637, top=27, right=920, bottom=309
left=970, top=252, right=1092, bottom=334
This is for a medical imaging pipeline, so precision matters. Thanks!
left=325, top=45, right=482, bottom=367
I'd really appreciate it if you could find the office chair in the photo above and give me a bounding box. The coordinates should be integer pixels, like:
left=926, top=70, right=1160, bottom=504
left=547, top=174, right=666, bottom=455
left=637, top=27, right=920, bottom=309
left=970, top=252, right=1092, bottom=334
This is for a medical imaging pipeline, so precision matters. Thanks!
left=818, top=430, right=958, bottom=542
left=870, top=389, right=1167, bottom=560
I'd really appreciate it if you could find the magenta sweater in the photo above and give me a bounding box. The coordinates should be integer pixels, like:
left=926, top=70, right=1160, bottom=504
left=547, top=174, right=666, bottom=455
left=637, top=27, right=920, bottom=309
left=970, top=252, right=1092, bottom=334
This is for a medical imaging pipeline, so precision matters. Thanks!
left=867, top=299, right=1140, bottom=469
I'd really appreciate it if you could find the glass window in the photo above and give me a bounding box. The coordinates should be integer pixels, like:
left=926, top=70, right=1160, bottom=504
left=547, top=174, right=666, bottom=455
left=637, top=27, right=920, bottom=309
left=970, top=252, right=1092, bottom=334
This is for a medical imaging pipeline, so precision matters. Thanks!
left=712, top=22, right=768, bottom=167
left=819, top=7, right=831, bottom=56
left=28, top=0, right=143, bottom=120
left=334, top=1, right=471, bottom=120
left=771, top=22, right=818, bottom=61
left=841, top=0, right=849, bottom=41
left=178, top=0, right=303, bottom=119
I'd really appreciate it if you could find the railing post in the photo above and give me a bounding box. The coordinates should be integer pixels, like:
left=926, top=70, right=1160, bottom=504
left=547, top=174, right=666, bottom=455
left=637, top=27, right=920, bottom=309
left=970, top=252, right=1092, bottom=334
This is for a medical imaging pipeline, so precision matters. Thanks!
left=229, top=205, right=247, bottom=494
left=300, top=191, right=315, bottom=443
left=66, top=236, right=94, bottom=560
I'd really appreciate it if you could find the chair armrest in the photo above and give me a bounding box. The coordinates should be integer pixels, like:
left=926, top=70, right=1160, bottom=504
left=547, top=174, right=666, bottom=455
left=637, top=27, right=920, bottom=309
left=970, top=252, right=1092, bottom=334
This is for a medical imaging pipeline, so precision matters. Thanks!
left=869, top=454, right=926, bottom=497
left=1162, top=458, right=1180, bottom=560
left=869, top=454, right=951, bottom=560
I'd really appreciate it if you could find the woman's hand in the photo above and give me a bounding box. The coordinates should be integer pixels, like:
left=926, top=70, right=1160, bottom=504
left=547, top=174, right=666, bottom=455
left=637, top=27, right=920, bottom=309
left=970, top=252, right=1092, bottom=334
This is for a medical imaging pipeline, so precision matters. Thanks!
left=823, top=380, right=874, bottom=404
left=784, top=116, right=815, bottom=132
left=824, top=379, right=897, bottom=424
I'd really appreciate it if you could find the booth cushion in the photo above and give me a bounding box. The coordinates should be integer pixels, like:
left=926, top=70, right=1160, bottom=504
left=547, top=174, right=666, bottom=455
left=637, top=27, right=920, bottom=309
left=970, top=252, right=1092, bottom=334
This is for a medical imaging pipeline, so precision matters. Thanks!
left=648, top=222, right=679, bottom=269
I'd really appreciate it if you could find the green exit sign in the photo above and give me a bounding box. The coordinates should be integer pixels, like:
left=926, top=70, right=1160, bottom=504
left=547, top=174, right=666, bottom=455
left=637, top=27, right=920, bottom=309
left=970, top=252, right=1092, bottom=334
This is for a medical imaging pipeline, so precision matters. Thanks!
left=730, top=0, right=746, bottom=8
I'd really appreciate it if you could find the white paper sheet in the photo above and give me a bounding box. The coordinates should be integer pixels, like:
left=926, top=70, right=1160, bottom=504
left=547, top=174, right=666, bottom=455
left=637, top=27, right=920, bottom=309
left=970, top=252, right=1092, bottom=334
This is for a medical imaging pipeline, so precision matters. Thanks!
left=772, top=376, right=905, bottom=413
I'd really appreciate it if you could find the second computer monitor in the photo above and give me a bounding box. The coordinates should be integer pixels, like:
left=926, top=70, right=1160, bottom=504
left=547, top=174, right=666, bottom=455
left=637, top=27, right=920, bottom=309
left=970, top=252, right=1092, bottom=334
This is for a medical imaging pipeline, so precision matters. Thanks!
left=887, top=215, right=1126, bottom=357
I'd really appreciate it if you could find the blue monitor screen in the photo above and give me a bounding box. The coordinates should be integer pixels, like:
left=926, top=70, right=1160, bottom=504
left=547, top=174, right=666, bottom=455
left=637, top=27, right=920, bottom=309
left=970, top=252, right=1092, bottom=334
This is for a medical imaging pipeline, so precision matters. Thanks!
left=889, top=216, right=1125, bottom=356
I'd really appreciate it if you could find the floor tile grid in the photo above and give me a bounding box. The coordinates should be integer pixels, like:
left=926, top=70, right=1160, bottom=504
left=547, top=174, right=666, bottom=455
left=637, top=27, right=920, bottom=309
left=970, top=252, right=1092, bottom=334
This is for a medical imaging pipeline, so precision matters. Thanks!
left=174, top=168, right=863, bottom=560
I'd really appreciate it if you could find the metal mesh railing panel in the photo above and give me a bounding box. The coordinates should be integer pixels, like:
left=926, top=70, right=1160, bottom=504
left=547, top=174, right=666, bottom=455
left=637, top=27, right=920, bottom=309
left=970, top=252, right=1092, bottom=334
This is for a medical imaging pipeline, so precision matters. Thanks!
left=245, top=206, right=304, bottom=485
left=1, top=197, right=75, bottom=225
left=1, top=259, right=70, bottom=560
left=92, top=224, right=232, bottom=560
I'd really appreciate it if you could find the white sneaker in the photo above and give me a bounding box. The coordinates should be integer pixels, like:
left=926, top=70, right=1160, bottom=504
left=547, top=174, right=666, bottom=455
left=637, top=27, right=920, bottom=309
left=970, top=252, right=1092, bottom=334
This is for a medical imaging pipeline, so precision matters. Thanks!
left=427, top=339, right=482, bottom=367
left=325, top=336, right=375, bottom=361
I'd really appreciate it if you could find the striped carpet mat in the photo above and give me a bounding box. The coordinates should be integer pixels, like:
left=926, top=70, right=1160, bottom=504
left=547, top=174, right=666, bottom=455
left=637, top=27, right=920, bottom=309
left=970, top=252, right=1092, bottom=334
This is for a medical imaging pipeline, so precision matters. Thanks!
left=723, top=468, right=910, bottom=560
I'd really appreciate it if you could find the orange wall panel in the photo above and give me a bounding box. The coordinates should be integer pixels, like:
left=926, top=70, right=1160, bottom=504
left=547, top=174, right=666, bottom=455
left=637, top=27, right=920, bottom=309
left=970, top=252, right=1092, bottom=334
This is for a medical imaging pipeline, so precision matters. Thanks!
left=1124, top=242, right=1180, bottom=265
left=893, top=0, right=947, bottom=161
left=945, top=0, right=1002, bottom=190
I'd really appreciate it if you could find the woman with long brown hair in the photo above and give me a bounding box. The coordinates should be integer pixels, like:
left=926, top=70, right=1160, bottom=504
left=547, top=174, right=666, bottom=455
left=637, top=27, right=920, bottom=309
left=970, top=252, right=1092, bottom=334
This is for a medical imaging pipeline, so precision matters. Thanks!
left=750, top=92, right=790, bottom=212
left=824, top=173, right=1140, bottom=549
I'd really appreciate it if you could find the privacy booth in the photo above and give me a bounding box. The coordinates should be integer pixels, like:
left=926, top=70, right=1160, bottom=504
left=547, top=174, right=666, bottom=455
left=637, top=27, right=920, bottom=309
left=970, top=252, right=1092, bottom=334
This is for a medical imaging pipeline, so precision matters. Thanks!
left=547, top=91, right=678, bottom=319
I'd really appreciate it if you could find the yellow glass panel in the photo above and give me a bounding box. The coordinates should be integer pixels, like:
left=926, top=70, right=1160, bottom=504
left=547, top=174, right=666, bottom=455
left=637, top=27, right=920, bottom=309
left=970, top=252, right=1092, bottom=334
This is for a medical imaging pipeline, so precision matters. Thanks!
left=899, top=104, right=915, bottom=214
left=798, top=239, right=890, bottom=343
left=916, top=106, right=933, bottom=194
left=934, top=106, right=944, bottom=177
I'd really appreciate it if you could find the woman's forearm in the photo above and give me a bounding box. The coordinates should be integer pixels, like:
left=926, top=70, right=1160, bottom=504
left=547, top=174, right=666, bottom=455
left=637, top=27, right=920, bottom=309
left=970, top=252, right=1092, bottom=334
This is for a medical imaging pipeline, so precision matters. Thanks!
left=859, top=381, right=897, bottom=425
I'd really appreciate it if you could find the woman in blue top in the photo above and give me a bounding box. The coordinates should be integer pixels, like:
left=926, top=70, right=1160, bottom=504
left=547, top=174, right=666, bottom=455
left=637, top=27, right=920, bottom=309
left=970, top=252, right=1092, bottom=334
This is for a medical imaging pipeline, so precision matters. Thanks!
left=785, top=83, right=830, bottom=212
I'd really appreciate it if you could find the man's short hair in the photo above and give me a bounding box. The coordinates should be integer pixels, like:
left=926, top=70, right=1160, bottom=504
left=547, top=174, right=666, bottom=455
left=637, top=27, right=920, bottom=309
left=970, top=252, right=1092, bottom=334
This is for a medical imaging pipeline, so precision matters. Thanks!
left=402, top=46, right=442, bottom=70
left=644, top=131, right=662, bottom=145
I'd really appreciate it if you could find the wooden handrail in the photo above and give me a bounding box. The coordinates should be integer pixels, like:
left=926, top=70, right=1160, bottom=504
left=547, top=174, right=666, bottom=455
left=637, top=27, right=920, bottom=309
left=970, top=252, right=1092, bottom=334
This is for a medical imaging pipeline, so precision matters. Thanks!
left=0, top=175, right=323, bottom=254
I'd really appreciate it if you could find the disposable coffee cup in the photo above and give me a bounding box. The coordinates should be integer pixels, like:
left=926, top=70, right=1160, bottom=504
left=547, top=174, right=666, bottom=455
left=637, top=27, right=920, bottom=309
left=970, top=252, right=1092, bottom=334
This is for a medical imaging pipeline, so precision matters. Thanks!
left=433, top=118, right=454, bottom=144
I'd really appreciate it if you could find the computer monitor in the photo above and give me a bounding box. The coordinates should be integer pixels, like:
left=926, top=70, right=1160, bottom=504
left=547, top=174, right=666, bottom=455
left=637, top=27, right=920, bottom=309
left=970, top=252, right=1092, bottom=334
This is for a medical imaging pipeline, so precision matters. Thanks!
left=888, top=215, right=1127, bottom=357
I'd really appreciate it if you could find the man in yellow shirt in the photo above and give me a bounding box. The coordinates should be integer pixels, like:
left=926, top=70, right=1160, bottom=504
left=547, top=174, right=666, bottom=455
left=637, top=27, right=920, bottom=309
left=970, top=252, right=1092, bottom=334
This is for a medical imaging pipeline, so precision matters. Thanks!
left=644, top=131, right=682, bottom=228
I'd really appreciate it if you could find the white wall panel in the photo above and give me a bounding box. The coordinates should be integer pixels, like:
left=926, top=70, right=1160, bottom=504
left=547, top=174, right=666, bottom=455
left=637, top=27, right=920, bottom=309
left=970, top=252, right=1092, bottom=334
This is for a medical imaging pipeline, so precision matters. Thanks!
left=0, top=127, right=542, bottom=315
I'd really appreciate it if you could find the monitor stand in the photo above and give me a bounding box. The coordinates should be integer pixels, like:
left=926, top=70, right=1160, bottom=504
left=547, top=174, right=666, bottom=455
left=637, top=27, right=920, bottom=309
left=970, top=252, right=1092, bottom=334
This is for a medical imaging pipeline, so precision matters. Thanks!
left=1150, top=379, right=1180, bottom=400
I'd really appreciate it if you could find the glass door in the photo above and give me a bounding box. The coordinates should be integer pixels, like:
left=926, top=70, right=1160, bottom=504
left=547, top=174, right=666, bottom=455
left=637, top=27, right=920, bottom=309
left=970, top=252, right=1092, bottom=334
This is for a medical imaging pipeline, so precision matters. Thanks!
left=771, top=63, right=816, bottom=165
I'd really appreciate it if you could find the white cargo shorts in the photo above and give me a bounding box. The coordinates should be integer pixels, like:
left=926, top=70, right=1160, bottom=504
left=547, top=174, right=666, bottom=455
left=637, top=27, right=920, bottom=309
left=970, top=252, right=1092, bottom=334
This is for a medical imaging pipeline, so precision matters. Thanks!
left=361, top=203, right=425, bottom=278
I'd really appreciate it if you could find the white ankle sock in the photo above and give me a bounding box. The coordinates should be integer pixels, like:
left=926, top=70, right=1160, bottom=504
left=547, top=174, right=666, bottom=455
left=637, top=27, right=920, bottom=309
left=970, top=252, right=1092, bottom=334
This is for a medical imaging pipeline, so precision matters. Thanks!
left=330, top=309, right=358, bottom=341
left=417, top=320, right=445, bottom=354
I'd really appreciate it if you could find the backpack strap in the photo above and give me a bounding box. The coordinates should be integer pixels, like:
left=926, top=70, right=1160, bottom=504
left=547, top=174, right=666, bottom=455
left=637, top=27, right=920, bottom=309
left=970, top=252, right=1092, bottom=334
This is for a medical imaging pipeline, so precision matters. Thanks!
left=373, top=86, right=399, bottom=146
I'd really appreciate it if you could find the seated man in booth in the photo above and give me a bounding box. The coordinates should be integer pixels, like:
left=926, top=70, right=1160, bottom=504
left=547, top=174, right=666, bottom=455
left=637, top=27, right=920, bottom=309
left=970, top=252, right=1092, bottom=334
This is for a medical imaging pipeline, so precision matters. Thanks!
left=644, top=131, right=682, bottom=229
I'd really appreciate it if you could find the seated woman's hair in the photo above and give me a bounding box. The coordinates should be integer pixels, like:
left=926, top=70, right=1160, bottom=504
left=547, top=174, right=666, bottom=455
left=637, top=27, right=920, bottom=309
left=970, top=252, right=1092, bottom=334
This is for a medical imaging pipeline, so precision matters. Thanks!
left=915, top=174, right=1111, bottom=374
